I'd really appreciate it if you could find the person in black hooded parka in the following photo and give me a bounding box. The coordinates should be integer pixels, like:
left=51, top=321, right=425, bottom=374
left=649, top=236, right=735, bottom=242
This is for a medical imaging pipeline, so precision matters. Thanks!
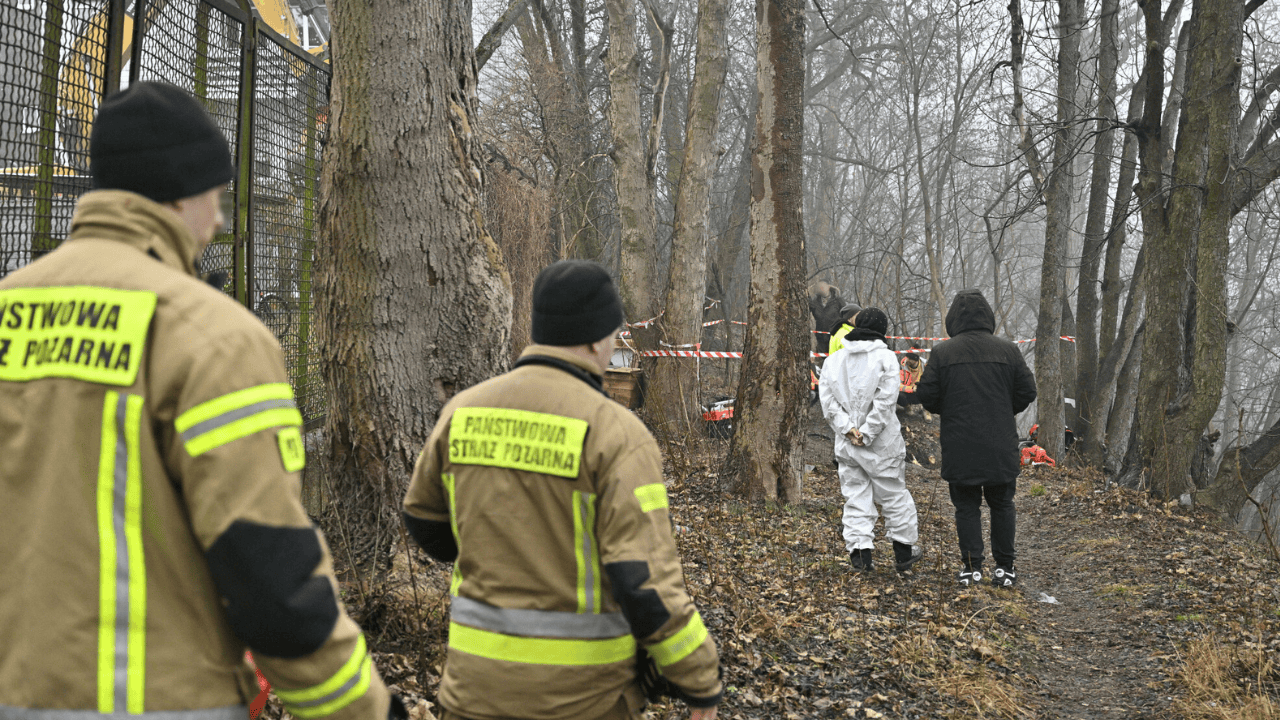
left=902, top=290, right=1037, bottom=588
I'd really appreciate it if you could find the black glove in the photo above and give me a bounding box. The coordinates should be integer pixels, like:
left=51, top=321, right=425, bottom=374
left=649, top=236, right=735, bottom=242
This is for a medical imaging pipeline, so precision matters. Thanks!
left=636, top=647, right=723, bottom=708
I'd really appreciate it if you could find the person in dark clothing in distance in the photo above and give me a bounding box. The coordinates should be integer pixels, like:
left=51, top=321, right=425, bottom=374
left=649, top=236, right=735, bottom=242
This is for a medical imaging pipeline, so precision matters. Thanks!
left=828, top=303, right=863, bottom=355
left=900, top=290, right=1037, bottom=587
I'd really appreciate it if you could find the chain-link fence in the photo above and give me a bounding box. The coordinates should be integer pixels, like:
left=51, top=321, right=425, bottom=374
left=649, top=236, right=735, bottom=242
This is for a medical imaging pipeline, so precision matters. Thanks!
left=0, top=0, right=328, bottom=424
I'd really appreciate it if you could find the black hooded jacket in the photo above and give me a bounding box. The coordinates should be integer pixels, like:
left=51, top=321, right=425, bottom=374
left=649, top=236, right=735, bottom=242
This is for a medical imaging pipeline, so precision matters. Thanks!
left=908, top=290, right=1037, bottom=485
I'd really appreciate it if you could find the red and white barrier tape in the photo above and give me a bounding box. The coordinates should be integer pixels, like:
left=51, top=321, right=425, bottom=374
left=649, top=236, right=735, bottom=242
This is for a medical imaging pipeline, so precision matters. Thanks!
left=640, top=348, right=932, bottom=359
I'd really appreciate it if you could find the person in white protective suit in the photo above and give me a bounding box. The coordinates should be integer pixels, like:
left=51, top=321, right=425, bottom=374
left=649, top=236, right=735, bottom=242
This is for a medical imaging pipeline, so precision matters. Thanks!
left=818, top=307, right=923, bottom=573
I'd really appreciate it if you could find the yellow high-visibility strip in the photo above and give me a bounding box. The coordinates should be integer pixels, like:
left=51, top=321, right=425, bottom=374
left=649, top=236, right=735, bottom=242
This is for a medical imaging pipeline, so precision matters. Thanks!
left=288, top=658, right=372, bottom=719
left=634, top=484, right=668, bottom=513
left=276, top=635, right=369, bottom=709
left=182, top=407, right=302, bottom=457
left=441, top=473, right=462, bottom=595
left=649, top=611, right=709, bottom=668
left=573, top=492, right=587, bottom=613
left=123, top=394, right=146, bottom=714
left=175, top=383, right=295, bottom=432
left=448, top=622, right=635, bottom=666
left=96, top=392, right=119, bottom=714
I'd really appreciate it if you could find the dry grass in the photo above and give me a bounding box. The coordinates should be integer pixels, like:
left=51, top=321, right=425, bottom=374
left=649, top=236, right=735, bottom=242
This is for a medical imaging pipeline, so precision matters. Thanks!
left=889, top=621, right=1029, bottom=719
left=1170, top=633, right=1278, bottom=720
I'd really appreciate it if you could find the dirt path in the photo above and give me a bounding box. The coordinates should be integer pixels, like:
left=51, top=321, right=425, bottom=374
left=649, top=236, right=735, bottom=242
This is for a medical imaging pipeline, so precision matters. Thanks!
left=801, top=407, right=1180, bottom=718
left=1004, top=480, right=1177, bottom=718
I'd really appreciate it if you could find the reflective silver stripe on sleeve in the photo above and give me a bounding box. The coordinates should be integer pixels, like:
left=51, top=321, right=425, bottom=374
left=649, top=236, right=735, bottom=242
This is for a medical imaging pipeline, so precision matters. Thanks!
left=178, top=398, right=298, bottom=445
left=450, top=596, right=631, bottom=638
left=579, top=494, right=597, bottom=614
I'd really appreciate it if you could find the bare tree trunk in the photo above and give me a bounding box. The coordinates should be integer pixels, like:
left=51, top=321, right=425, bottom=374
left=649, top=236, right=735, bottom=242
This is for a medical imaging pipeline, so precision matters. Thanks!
left=318, top=0, right=512, bottom=559
left=709, top=93, right=756, bottom=329
left=1033, top=0, right=1083, bottom=463
left=652, top=0, right=729, bottom=438
left=1132, top=0, right=1241, bottom=499
left=1074, top=0, right=1119, bottom=455
left=604, top=0, right=661, bottom=321
left=726, top=0, right=807, bottom=504
left=1106, top=325, right=1144, bottom=473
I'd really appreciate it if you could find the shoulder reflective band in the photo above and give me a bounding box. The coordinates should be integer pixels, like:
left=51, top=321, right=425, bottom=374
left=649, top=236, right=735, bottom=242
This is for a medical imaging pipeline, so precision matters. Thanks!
left=176, top=383, right=302, bottom=457
left=448, top=622, right=635, bottom=666
left=649, top=611, right=709, bottom=668
left=442, top=473, right=463, bottom=596
left=0, top=286, right=156, bottom=386
left=97, top=391, right=147, bottom=714
left=274, top=634, right=373, bottom=719
left=448, top=407, right=588, bottom=479
left=634, top=484, right=668, bottom=513
left=451, top=596, right=630, bottom=638
left=573, top=492, right=601, bottom=614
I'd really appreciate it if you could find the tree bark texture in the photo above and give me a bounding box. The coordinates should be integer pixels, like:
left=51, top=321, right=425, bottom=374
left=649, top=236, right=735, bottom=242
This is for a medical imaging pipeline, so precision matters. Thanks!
left=318, top=0, right=512, bottom=558
left=651, top=0, right=729, bottom=439
left=604, top=0, right=661, bottom=321
left=1074, top=0, right=1118, bottom=455
left=1032, top=0, right=1082, bottom=463
left=725, top=0, right=807, bottom=504
left=1132, top=0, right=1240, bottom=499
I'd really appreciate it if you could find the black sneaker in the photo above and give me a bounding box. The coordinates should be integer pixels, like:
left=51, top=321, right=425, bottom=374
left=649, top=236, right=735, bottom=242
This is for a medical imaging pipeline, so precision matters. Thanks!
left=849, top=548, right=874, bottom=573
left=957, top=568, right=983, bottom=587
left=893, top=541, right=923, bottom=572
left=992, top=566, right=1017, bottom=588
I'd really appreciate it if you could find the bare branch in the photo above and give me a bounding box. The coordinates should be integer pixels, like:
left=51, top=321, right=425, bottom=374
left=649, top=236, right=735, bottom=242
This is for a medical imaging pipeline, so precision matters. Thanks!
left=638, top=0, right=673, bottom=180
left=1006, top=0, right=1048, bottom=200
left=475, top=0, right=529, bottom=72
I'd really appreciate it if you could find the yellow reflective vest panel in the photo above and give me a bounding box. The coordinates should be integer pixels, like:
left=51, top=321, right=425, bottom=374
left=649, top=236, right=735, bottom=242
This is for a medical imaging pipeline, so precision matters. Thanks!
left=404, top=345, right=722, bottom=720
left=828, top=323, right=854, bottom=355
left=0, top=191, right=388, bottom=720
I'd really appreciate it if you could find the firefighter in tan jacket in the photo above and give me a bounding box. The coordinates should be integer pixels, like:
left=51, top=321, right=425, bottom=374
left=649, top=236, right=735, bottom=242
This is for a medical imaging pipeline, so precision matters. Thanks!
left=0, top=83, right=391, bottom=720
left=403, top=261, right=721, bottom=720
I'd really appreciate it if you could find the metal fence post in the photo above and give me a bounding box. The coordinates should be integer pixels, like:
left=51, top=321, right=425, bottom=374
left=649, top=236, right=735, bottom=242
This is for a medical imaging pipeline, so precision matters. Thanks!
left=33, top=0, right=65, bottom=261
left=232, top=10, right=257, bottom=309
left=102, top=0, right=128, bottom=96
left=194, top=2, right=211, bottom=101
left=129, top=0, right=146, bottom=84
left=295, top=75, right=317, bottom=418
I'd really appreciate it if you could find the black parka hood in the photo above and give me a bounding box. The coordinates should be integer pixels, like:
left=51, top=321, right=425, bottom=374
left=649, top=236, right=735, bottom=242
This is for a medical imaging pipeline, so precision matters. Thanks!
left=945, top=290, right=996, bottom=336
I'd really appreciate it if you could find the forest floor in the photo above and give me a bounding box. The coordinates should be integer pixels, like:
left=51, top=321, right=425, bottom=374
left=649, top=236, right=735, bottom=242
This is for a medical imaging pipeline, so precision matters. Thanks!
left=328, top=405, right=1280, bottom=720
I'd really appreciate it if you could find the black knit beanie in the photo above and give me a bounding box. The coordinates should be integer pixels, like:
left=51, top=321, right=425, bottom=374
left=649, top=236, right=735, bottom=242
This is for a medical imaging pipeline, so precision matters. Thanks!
left=854, top=307, right=889, bottom=336
left=90, top=82, right=235, bottom=202
left=531, top=260, right=625, bottom=346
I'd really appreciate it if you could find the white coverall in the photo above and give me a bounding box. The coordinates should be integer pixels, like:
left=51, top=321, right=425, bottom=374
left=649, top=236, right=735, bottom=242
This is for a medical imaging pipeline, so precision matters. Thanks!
left=819, top=339, right=919, bottom=553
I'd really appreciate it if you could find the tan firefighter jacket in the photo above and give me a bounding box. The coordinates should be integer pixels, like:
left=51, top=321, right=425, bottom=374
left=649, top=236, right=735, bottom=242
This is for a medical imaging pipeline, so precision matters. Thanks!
left=403, top=345, right=722, bottom=720
left=0, top=191, right=389, bottom=720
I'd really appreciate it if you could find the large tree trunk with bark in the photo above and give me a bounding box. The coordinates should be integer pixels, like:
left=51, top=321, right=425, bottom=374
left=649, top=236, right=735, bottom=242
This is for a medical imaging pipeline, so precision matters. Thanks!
left=318, top=0, right=512, bottom=561
left=1129, top=0, right=1240, bottom=499
left=651, top=0, right=729, bottom=439
left=725, top=0, right=807, bottom=504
